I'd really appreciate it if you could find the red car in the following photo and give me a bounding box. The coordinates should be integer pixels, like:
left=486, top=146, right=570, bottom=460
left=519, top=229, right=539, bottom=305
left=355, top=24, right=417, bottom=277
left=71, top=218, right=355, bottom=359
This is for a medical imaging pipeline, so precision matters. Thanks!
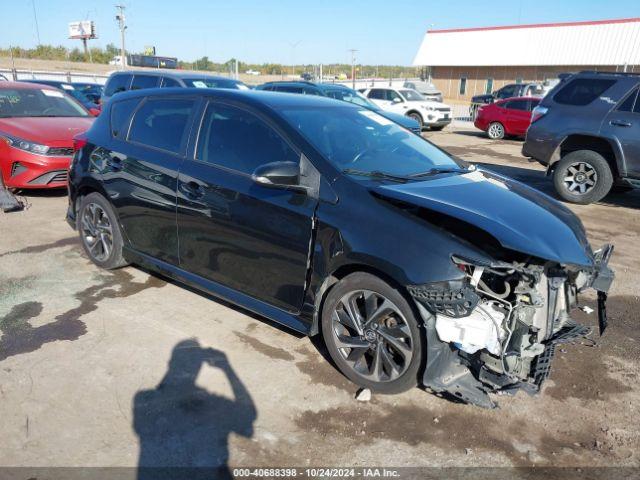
left=474, top=96, right=541, bottom=139
left=0, top=82, right=94, bottom=190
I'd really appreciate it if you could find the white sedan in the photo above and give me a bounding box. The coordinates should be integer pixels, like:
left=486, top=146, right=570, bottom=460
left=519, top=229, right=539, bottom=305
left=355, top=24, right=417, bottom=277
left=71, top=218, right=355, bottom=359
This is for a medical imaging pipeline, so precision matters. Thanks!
left=360, top=87, right=452, bottom=130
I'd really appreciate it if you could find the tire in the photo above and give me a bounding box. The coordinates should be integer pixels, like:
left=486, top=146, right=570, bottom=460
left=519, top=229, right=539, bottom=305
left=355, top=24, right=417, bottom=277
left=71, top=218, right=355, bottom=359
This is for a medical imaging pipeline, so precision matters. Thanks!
left=553, top=150, right=613, bottom=205
left=486, top=122, right=505, bottom=139
left=430, top=125, right=445, bottom=131
left=77, top=192, right=128, bottom=269
left=321, top=272, right=424, bottom=394
left=406, top=112, right=423, bottom=129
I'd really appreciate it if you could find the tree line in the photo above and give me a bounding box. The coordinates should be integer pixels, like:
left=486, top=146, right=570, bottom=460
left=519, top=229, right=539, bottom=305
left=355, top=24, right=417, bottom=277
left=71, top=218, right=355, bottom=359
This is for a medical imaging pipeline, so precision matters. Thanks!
left=1, top=44, right=419, bottom=78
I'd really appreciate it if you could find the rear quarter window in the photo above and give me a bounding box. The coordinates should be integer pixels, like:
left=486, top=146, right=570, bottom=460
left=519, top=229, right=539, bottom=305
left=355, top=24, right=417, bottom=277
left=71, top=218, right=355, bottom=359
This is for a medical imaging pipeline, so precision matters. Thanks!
left=110, top=97, right=143, bottom=138
left=553, top=78, right=616, bottom=106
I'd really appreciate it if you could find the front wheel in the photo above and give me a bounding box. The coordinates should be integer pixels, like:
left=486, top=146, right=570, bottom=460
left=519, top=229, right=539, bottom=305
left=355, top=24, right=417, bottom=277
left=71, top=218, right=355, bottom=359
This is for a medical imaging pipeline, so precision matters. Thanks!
left=77, top=192, right=128, bottom=269
left=321, top=272, right=424, bottom=394
left=406, top=112, right=423, bottom=130
left=553, top=150, right=613, bottom=204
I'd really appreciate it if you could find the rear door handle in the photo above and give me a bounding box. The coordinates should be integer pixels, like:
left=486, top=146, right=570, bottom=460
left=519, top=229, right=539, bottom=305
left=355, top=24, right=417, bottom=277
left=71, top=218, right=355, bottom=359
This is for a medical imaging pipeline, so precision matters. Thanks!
left=180, top=181, right=205, bottom=199
left=610, top=120, right=632, bottom=127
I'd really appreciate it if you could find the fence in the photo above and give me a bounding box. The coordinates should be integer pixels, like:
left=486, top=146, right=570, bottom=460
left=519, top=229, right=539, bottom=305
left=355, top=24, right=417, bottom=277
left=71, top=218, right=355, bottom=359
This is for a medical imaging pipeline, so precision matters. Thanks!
left=0, top=68, right=109, bottom=85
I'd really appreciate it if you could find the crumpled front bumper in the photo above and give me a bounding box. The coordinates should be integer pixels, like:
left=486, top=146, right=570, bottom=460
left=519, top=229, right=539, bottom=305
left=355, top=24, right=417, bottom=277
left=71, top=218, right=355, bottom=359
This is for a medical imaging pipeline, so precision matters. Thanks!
left=410, top=244, right=615, bottom=408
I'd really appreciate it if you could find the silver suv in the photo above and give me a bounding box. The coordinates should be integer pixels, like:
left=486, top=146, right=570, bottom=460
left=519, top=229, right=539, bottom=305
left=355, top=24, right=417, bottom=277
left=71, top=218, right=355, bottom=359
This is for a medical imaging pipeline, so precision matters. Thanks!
left=523, top=71, right=640, bottom=204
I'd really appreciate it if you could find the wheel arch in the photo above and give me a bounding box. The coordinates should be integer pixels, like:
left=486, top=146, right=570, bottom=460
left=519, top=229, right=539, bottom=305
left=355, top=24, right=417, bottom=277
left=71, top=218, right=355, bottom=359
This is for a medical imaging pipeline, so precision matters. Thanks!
left=556, top=134, right=622, bottom=178
left=405, top=110, right=423, bottom=122
left=310, top=261, right=419, bottom=337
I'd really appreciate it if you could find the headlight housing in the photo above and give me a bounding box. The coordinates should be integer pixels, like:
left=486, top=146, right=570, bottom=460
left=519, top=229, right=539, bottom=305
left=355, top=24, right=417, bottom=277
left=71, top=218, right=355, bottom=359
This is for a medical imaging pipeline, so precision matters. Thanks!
left=422, top=105, right=436, bottom=111
left=1, top=134, right=50, bottom=155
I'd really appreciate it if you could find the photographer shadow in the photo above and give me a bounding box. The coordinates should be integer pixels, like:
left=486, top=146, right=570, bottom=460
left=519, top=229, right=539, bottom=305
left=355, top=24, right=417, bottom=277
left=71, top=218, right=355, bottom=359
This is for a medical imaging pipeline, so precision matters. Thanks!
left=133, top=339, right=256, bottom=480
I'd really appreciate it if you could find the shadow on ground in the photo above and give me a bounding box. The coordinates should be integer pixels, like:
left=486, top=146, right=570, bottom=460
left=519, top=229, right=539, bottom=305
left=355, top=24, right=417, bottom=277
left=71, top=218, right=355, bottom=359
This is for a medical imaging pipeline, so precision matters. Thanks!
left=133, top=339, right=256, bottom=480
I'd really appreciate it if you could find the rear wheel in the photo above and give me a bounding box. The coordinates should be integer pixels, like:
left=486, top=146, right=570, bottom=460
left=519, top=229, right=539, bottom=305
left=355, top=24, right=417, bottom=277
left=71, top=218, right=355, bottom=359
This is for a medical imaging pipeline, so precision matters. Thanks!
left=553, top=150, right=613, bottom=204
left=321, top=272, right=424, bottom=394
left=406, top=112, right=423, bottom=130
left=77, top=192, right=128, bottom=269
left=487, top=122, right=505, bottom=139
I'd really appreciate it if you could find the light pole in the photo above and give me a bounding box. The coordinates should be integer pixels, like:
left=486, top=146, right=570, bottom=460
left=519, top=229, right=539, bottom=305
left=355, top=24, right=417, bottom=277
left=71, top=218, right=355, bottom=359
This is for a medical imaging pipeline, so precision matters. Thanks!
left=115, top=4, right=127, bottom=69
left=31, top=0, right=41, bottom=45
left=348, top=49, right=358, bottom=89
left=287, top=40, right=301, bottom=77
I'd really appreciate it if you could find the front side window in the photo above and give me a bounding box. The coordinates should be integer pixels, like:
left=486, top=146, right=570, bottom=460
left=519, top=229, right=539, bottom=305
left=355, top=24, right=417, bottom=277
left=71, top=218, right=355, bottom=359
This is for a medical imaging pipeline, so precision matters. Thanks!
left=324, top=89, right=376, bottom=109
left=128, top=98, right=195, bottom=154
left=104, top=75, right=131, bottom=97
left=196, top=103, right=298, bottom=175
left=182, top=78, right=247, bottom=90
left=554, top=78, right=616, bottom=106
left=497, top=85, right=516, bottom=98
left=131, top=75, right=159, bottom=91
left=280, top=106, right=462, bottom=177
left=276, top=85, right=304, bottom=94
left=0, top=88, right=88, bottom=118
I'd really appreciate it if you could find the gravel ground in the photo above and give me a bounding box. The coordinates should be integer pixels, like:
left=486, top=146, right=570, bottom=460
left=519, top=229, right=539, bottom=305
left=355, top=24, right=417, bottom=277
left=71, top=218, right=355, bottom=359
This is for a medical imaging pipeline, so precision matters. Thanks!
left=0, top=130, right=638, bottom=476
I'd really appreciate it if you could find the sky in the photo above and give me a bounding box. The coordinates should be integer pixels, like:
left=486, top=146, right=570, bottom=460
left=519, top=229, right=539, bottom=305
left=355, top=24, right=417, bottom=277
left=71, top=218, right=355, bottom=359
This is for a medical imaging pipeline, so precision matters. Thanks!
left=2, top=0, right=639, bottom=65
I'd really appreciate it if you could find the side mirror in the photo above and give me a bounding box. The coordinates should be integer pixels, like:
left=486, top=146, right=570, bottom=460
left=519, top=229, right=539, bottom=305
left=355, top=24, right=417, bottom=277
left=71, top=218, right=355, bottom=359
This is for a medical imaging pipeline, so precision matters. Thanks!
left=392, top=97, right=403, bottom=103
left=252, top=161, right=303, bottom=190
left=89, top=107, right=101, bottom=117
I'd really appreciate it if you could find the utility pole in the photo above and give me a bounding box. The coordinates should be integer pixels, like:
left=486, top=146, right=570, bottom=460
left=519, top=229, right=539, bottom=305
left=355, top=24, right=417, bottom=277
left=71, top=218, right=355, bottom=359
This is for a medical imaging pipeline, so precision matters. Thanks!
left=115, top=4, right=127, bottom=69
left=348, top=49, right=358, bottom=89
left=31, top=0, right=41, bottom=45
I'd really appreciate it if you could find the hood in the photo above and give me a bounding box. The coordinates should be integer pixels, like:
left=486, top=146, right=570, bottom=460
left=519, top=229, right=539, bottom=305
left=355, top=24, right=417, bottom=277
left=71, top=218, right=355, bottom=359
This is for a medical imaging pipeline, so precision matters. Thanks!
left=412, top=100, right=449, bottom=109
left=377, top=110, right=419, bottom=129
left=0, top=117, right=94, bottom=145
left=372, top=169, right=594, bottom=266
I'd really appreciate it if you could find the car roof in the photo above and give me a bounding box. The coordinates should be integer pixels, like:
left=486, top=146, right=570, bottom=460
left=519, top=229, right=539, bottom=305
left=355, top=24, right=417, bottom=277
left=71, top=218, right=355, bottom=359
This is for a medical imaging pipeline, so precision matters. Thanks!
left=497, top=96, right=541, bottom=102
left=109, top=70, right=239, bottom=81
left=110, top=86, right=354, bottom=110
left=260, top=81, right=318, bottom=87
left=0, top=81, right=59, bottom=90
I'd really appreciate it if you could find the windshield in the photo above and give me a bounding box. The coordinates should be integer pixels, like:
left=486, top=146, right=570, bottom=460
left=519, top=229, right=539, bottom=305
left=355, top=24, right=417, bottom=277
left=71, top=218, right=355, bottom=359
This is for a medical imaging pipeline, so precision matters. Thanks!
left=400, top=89, right=425, bottom=101
left=0, top=88, right=89, bottom=118
left=323, top=88, right=378, bottom=109
left=280, top=106, right=462, bottom=177
left=183, top=78, right=249, bottom=90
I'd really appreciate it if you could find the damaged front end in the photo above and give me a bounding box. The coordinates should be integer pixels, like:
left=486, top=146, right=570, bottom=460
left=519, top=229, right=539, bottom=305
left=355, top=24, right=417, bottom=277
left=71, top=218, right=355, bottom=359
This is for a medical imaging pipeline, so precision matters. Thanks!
left=408, top=245, right=615, bottom=408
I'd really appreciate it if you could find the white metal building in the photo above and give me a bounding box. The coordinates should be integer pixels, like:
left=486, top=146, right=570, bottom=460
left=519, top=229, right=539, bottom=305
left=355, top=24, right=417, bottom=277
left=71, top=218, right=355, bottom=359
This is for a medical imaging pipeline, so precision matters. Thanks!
left=412, top=18, right=640, bottom=100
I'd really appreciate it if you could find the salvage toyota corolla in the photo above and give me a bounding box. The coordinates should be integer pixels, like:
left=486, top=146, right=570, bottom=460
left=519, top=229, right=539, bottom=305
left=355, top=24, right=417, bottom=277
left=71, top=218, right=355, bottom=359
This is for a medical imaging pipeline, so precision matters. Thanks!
left=67, top=88, right=614, bottom=407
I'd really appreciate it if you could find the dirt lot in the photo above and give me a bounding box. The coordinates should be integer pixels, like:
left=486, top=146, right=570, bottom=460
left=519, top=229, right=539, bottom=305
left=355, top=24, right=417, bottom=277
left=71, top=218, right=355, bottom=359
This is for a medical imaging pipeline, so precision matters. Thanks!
left=0, top=129, right=638, bottom=475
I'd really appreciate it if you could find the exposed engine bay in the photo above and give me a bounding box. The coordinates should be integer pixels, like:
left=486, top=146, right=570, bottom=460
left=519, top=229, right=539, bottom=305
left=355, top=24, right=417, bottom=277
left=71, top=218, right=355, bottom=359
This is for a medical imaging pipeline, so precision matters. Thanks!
left=408, top=245, right=615, bottom=408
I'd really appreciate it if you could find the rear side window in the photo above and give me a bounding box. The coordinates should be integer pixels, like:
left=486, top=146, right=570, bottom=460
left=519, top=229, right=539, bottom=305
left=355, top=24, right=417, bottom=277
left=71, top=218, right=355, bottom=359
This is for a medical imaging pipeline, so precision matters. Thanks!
left=110, top=97, right=142, bottom=138
left=504, top=99, right=529, bottom=111
left=196, top=103, right=298, bottom=174
left=131, top=75, right=159, bottom=91
left=104, top=75, right=131, bottom=97
left=161, top=77, right=181, bottom=88
left=617, top=89, right=638, bottom=112
left=553, top=78, right=616, bottom=106
left=368, top=89, right=385, bottom=100
left=276, top=85, right=304, bottom=94
left=128, top=98, right=195, bottom=154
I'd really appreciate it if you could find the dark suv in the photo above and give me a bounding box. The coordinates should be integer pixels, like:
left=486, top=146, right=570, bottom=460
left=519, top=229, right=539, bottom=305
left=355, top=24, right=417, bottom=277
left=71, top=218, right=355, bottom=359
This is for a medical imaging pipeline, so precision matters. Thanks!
left=471, top=83, right=543, bottom=118
left=523, top=71, right=640, bottom=204
left=102, top=71, right=248, bottom=104
left=66, top=88, right=613, bottom=408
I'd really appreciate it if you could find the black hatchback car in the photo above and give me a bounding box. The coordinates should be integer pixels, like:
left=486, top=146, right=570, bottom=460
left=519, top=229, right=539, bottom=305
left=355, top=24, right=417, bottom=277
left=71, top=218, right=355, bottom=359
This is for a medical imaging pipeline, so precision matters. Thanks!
left=67, top=88, right=614, bottom=407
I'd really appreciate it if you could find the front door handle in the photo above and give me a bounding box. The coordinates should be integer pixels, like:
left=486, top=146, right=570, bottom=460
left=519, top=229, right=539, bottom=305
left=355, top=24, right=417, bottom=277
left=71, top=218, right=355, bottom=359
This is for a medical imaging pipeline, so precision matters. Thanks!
left=610, top=120, right=632, bottom=127
left=180, top=181, right=205, bottom=199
